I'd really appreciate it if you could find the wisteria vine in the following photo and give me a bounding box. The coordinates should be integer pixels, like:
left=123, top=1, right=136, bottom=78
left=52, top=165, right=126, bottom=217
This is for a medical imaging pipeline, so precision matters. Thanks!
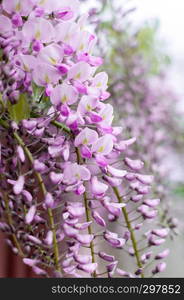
left=0, top=0, right=169, bottom=278
left=86, top=0, right=181, bottom=234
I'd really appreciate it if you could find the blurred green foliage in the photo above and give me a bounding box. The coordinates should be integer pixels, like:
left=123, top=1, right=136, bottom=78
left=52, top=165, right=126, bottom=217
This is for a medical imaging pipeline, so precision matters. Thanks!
left=95, top=0, right=171, bottom=77
left=174, top=185, right=184, bottom=197
left=7, top=94, right=30, bottom=123
left=136, top=20, right=171, bottom=74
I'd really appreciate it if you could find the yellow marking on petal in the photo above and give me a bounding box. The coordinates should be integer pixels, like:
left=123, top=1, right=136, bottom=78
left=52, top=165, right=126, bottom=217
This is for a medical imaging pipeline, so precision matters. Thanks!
left=98, top=146, right=104, bottom=153
left=75, top=72, right=81, bottom=79
left=35, top=30, right=41, bottom=40
left=96, top=82, right=102, bottom=88
left=79, top=43, right=84, bottom=51
left=23, top=63, right=29, bottom=72
left=49, top=57, right=57, bottom=64
left=39, top=0, right=47, bottom=5
left=86, top=104, right=91, bottom=111
left=83, top=138, right=88, bottom=145
left=44, top=74, right=50, bottom=84
left=15, top=2, right=21, bottom=12
left=64, top=34, right=70, bottom=42
left=61, top=95, right=68, bottom=103
left=102, top=114, right=106, bottom=120
left=75, top=173, right=81, bottom=179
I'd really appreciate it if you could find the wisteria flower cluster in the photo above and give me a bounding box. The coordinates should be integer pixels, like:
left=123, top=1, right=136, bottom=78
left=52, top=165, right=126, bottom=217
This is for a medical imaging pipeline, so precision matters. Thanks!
left=0, top=0, right=169, bottom=277
left=87, top=0, right=180, bottom=233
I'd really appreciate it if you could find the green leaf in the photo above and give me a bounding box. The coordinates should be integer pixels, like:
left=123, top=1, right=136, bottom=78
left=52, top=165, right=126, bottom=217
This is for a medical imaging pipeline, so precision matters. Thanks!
left=32, top=82, right=44, bottom=102
left=173, top=185, right=184, bottom=197
left=7, top=94, right=30, bottom=123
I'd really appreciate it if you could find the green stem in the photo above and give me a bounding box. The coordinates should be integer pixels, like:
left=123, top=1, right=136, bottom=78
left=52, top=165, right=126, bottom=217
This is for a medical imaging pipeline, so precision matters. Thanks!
left=76, top=148, right=96, bottom=277
left=113, top=186, right=144, bottom=278
left=3, top=189, right=25, bottom=257
left=51, top=120, right=71, bottom=134
left=0, top=120, right=61, bottom=272
left=13, top=132, right=61, bottom=272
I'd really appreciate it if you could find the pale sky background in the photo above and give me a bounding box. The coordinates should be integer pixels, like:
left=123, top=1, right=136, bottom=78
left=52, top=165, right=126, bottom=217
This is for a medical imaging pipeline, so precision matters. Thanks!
left=132, top=0, right=184, bottom=100
left=83, top=0, right=184, bottom=97
left=131, top=0, right=184, bottom=277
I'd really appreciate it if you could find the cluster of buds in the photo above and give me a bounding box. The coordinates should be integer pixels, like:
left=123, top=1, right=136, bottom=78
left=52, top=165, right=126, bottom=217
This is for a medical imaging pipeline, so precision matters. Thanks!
left=0, top=0, right=169, bottom=277
left=87, top=0, right=180, bottom=234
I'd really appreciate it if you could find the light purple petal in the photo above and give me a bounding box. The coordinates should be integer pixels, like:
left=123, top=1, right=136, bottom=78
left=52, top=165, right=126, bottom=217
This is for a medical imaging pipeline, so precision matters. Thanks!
left=92, top=211, right=106, bottom=227
left=25, top=205, right=36, bottom=225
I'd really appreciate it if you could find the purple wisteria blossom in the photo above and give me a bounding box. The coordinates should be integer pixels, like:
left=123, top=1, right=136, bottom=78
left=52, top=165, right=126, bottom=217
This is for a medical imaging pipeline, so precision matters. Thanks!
left=0, top=0, right=169, bottom=278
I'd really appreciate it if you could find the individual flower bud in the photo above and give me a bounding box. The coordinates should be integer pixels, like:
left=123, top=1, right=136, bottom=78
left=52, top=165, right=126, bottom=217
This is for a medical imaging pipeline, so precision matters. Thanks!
left=75, top=222, right=92, bottom=230
left=103, top=175, right=122, bottom=187
left=34, top=159, right=47, bottom=172
left=75, top=234, right=94, bottom=245
left=77, top=263, right=98, bottom=274
left=107, top=165, right=127, bottom=178
left=106, top=261, right=118, bottom=276
left=22, top=190, right=33, bottom=203
left=135, top=174, right=153, bottom=185
left=91, top=176, right=108, bottom=197
left=135, top=268, right=143, bottom=276
left=116, top=268, right=133, bottom=278
left=108, top=214, right=118, bottom=222
left=50, top=172, right=63, bottom=184
left=131, top=194, right=143, bottom=202
left=62, top=257, right=73, bottom=268
left=151, top=228, right=169, bottom=238
left=148, top=236, right=166, bottom=246
left=44, top=231, right=53, bottom=245
left=23, top=258, right=40, bottom=267
left=44, top=193, right=54, bottom=209
left=67, top=205, right=85, bottom=218
left=124, top=157, right=144, bottom=171
left=16, top=146, right=25, bottom=163
left=98, top=252, right=115, bottom=262
left=74, top=254, right=92, bottom=264
left=57, top=63, right=69, bottom=75
left=133, top=223, right=143, bottom=230
left=135, top=185, right=150, bottom=195
left=27, top=235, right=42, bottom=245
left=25, top=205, right=36, bottom=225
left=155, top=249, right=170, bottom=260
left=12, top=13, right=23, bottom=27
left=32, top=40, right=43, bottom=52
left=104, top=232, right=126, bottom=249
left=141, top=251, right=152, bottom=264
left=152, top=262, right=166, bottom=274
left=22, top=119, right=37, bottom=130
left=32, top=266, right=47, bottom=276
left=125, top=173, right=136, bottom=181
left=114, top=137, right=136, bottom=151
left=137, top=205, right=157, bottom=219
left=123, top=231, right=130, bottom=241
left=63, top=223, right=78, bottom=238
left=143, top=199, right=160, bottom=208
left=10, top=176, right=25, bottom=195
left=92, top=211, right=106, bottom=227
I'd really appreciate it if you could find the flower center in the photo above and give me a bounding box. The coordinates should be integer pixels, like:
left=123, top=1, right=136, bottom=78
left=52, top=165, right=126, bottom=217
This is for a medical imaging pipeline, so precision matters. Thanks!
left=98, top=146, right=104, bottom=153
left=61, top=95, right=68, bottom=103
left=83, top=138, right=88, bottom=145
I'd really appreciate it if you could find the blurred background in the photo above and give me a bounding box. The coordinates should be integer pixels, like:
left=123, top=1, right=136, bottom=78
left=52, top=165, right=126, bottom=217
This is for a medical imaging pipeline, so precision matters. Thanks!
left=1, top=0, right=184, bottom=277
left=128, top=0, right=184, bottom=277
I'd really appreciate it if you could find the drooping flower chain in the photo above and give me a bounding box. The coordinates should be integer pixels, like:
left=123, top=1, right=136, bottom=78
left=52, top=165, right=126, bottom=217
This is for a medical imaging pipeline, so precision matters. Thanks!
left=0, top=0, right=169, bottom=277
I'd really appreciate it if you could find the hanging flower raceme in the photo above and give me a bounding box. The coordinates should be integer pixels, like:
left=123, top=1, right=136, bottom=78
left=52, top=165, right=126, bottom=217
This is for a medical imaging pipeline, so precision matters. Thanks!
left=0, top=0, right=169, bottom=278
left=86, top=0, right=180, bottom=236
